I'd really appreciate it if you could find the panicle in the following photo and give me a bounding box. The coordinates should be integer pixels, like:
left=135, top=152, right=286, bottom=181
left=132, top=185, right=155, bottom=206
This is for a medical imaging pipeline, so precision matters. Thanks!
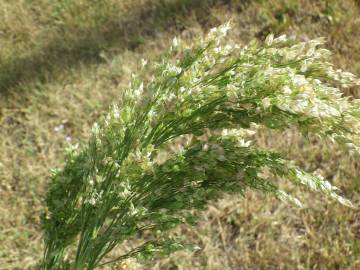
left=41, top=23, right=360, bottom=269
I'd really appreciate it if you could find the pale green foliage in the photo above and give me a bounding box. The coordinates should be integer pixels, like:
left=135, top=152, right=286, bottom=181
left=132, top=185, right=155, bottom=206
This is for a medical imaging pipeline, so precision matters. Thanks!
left=38, top=23, right=360, bottom=269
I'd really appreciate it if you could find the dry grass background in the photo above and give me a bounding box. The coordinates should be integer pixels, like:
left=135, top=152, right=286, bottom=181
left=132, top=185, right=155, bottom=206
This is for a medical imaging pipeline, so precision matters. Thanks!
left=0, top=0, right=359, bottom=269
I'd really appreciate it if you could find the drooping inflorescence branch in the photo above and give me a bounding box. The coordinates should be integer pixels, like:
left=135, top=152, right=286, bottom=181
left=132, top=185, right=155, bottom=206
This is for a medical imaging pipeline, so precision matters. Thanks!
left=38, top=23, right=359, bottom=269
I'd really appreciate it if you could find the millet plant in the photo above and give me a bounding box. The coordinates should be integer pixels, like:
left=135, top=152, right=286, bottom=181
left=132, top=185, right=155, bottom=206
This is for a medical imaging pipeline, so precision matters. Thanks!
left=38, top=23, right=360, bottom=269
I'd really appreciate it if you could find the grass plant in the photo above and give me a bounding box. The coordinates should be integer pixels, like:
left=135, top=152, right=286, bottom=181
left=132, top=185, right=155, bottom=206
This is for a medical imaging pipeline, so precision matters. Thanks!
left=38, top=24, right=360, bottom=269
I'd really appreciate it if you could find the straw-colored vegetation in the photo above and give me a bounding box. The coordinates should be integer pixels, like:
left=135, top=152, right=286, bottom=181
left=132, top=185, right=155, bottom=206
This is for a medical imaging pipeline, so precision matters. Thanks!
left=0, top=0, right=359, bottom=269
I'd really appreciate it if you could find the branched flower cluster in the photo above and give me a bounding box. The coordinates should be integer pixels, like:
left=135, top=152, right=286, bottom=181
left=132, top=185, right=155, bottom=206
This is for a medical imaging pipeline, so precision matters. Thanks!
left=38, top=23, right=360, bottom=269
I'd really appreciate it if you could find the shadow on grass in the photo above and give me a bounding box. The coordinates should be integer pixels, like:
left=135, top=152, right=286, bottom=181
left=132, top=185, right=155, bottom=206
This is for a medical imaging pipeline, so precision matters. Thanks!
left=0, top=0, right=235, bottom=94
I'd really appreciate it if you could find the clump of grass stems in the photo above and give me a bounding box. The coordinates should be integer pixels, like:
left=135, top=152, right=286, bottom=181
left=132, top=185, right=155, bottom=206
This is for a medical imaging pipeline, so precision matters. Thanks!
left=38, top=23, right=360, bottom=269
